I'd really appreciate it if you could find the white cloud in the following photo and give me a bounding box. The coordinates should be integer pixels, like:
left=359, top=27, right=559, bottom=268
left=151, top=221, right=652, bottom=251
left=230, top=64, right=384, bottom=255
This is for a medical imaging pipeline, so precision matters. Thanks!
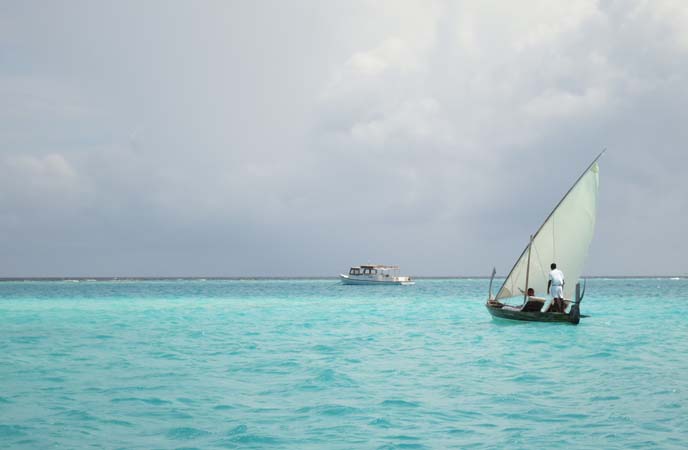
left=0, top=153, right=85, bottom=231
left=1, top=153, right=78, bottom=196
left=350, top=97, right=452, bottom=146
left=523, top=87, right=608, bottom=118
left=348, top=37, right=420, bottom=76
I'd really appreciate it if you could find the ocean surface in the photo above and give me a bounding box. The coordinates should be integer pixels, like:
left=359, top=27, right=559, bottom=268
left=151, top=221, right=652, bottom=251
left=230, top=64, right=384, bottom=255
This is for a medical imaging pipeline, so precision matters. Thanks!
left=1, top=278, right=686, bottom=449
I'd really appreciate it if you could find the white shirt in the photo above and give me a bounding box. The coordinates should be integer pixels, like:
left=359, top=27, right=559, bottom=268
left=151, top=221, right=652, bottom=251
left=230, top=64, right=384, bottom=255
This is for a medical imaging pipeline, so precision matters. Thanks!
left=549, top=268, right=564, bottom=287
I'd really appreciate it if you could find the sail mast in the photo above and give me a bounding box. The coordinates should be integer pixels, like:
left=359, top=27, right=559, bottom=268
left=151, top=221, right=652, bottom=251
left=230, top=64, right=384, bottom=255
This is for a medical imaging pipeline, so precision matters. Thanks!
left=523, top=235, right=533, bottom=303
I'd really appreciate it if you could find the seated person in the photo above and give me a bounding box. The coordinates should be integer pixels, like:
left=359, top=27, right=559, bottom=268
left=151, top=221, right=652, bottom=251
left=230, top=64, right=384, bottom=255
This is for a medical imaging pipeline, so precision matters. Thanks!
left=519, top=288, right=550, bottom=312
left=518, top=287, right=536, bottom=297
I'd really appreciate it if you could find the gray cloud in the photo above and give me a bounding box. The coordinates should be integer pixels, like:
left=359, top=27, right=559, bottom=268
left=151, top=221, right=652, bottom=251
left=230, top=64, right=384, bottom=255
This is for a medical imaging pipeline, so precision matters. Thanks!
left=1, top=0, right=687, bottom=277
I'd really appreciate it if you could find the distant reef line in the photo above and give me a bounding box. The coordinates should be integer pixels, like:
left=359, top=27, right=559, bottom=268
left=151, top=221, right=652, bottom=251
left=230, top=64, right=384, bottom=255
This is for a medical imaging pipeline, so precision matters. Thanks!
left=0, top=276, right=685, bottom=282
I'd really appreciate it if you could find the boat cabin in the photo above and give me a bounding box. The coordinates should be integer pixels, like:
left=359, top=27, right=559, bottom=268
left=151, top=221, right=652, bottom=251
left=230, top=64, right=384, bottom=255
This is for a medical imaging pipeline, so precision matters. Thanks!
left=348, top=265, right=399, bottom=276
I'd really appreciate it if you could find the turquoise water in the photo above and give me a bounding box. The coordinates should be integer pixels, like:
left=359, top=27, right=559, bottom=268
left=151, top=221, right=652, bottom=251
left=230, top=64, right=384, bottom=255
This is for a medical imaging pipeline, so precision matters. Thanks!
left=1, top=278, right=687, bottom=449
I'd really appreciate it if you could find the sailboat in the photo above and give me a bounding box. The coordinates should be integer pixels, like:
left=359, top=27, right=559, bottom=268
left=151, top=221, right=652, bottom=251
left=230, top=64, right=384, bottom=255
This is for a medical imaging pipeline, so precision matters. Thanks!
left=486, top=151, right=603, bottom=325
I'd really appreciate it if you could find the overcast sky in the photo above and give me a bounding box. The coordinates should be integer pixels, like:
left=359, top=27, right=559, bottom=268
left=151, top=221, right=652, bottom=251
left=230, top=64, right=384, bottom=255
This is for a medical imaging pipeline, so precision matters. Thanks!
left=1, top=1, right=686, bottom=277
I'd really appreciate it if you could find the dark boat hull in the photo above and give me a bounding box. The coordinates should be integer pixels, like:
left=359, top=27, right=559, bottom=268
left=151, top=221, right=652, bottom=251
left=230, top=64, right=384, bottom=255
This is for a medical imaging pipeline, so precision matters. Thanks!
left=486, top=304, right=578, bottom=323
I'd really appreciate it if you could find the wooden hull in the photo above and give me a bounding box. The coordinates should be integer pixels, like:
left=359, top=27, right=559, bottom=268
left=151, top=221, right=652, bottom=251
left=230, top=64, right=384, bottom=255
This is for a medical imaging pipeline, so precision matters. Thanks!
left=486, top=304, right=579, bottom=324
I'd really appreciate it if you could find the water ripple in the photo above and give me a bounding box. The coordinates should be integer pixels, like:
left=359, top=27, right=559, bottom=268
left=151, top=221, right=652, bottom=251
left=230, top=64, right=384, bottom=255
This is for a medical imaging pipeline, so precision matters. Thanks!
left=1, top=278, right=687, bottom=449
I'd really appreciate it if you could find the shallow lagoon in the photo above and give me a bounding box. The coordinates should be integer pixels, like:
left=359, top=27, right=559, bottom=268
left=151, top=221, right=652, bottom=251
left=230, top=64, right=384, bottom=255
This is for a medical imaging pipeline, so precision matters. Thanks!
left=1, top=278, right=686, bottom=449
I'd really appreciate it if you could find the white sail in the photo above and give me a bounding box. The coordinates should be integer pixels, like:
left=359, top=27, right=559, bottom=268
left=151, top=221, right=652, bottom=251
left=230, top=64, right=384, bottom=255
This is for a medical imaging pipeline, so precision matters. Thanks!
left=496, top=157, right=600, bottom=301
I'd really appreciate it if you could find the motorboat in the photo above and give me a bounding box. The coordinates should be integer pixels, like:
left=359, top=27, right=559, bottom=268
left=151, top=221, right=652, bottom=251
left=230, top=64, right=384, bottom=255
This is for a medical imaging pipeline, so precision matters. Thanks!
left=340, top=265, right=415, bottom=285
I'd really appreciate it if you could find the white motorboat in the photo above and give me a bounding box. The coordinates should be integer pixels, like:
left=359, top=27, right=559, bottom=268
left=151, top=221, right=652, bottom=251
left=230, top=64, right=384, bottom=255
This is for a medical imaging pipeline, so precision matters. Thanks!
left=339, top=265, right=415, bottom=285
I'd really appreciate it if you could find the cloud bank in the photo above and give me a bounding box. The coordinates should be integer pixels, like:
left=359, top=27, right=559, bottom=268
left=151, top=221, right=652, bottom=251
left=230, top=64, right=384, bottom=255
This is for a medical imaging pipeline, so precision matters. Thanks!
left=1, top=1, right=687, bottom=276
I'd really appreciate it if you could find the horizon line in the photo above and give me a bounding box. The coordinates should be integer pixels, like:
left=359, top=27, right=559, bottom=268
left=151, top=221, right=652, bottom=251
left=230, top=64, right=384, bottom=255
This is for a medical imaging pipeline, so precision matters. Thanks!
left=0, top=275, right=685, bottom=282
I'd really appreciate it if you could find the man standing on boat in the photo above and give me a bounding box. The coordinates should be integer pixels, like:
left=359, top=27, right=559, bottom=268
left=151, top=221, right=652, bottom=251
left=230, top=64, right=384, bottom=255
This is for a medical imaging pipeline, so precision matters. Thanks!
left=542, top=263, right=565, bottom=312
